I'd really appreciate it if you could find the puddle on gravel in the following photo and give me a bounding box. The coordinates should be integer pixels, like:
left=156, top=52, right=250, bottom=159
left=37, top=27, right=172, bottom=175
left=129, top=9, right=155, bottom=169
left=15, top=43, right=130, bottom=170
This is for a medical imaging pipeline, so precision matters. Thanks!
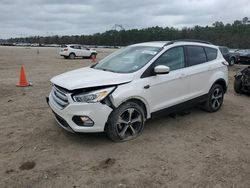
left=19, top=161, right=36, bottom=170
left=91, top=158, right=116, bottom=171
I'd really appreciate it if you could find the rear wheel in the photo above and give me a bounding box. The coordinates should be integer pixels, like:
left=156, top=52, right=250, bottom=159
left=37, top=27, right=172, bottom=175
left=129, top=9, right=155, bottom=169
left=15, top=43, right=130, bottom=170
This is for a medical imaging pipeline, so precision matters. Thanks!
left=106, top=102, right=145, bottom=142
left=203, top=84, right=224, bottom=112
left=69, top=53, right=75, bottom=59
left=229, top=57, right=235, bottom=66
left=234, top=76, right=243, bottom=94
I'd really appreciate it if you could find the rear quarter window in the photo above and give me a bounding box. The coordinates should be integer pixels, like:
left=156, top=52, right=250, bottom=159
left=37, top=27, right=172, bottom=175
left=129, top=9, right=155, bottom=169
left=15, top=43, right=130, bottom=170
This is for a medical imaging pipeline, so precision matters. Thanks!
left=204, top=47, right=218, bottom=61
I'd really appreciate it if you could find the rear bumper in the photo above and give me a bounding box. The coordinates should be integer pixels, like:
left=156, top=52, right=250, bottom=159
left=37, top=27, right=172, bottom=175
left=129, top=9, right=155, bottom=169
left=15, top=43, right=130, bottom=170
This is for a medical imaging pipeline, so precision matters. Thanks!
left=59, top=51, right=69, bottom=56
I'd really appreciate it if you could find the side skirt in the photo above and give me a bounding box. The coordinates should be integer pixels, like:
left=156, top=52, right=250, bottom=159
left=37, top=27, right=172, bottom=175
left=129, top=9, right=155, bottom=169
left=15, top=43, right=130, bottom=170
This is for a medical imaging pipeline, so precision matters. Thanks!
left=151, top=94, right=208, bottom=118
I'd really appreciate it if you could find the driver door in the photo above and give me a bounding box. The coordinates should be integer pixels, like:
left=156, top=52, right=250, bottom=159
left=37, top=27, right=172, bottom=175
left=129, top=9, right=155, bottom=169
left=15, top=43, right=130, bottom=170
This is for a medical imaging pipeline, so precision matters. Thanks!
left=141, top=46, right=189, bottom=113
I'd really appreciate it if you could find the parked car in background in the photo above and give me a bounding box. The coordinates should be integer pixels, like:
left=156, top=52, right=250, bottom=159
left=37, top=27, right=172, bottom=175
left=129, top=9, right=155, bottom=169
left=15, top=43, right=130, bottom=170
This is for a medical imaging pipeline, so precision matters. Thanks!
left=48, top=40, right=228, bottom=142
left=60, top=44, right=97, bottom=59
left=229, top=49, right=240, bottom=65
left=219, top=46, right=239, bottom=66
left=237, top=50, right=250, bottom=64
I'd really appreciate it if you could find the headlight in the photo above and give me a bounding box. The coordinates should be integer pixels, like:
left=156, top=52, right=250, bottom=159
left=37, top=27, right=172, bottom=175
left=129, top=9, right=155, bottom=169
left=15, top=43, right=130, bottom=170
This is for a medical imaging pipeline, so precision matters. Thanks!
left=73, top=87, right=115, bottom=103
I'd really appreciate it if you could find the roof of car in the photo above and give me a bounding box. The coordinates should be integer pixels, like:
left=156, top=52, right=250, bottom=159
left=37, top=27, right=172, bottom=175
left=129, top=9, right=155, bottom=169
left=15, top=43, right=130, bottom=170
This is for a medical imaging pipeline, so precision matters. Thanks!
left=67, top=44, right=81, bottom=46
left=132, top=40, right=216, bottom=48
left=132, top=41, right=169, bottom=48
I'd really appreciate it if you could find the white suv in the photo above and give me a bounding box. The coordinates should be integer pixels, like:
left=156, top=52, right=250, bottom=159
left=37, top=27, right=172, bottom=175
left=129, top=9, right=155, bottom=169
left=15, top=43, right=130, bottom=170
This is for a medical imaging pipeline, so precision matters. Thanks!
left=48, top=40, right=228, bottom=142
left=59, top=44, right=97, bottom=59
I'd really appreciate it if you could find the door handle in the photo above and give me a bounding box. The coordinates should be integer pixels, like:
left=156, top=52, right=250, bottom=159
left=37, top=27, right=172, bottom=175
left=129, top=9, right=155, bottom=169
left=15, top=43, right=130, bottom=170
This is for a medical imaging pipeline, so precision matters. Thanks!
left=144, top=85, right=150, bottom=89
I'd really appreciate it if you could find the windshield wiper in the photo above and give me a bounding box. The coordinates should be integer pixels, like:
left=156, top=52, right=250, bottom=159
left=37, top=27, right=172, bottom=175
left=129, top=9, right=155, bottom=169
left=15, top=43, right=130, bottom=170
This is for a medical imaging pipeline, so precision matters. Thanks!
left=97, top=68, right=116, bottom=73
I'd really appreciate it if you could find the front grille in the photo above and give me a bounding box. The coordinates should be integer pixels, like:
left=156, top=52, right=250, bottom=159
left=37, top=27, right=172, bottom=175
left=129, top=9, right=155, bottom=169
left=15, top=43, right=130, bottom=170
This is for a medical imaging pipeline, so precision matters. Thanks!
left=51, top=85, right=69, bottom=109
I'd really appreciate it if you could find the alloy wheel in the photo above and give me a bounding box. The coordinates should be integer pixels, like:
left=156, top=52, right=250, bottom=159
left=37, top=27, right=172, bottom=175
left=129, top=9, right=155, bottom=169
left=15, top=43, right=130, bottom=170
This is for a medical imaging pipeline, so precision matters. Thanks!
left=116, top=108, right=143, bottom=140
left=230, top=59, right=235, bottom=66
left=211, top=88, right=223, bottom=110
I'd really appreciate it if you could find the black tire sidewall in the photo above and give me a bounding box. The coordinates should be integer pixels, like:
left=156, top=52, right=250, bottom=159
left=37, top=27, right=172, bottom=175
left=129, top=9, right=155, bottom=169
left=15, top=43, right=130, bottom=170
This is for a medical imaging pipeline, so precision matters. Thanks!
left=69, top=53, right=75, bottom=59
left=90, top=53, right=96, bottom=59
left=229, top=58, right=235, bottom=66
left=234, top=76, right=243, bottom=94
left=106, top=102, right=145, bottom=142
left=206, top=84, right=224, bottom=112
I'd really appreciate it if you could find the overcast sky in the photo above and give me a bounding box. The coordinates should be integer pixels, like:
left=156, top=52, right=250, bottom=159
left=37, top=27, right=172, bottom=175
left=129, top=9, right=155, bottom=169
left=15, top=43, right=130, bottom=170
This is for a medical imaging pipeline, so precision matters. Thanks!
left=0, top=0, right=249, bottom=39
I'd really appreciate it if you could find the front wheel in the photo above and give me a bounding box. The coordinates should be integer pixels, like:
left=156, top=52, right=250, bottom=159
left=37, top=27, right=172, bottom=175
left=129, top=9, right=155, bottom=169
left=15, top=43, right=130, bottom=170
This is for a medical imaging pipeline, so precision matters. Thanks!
left=203, top=84, right=224, bottom=112
left=106, top=102, right=145, bottom=142
left=90, top=53, right=96, bottom=59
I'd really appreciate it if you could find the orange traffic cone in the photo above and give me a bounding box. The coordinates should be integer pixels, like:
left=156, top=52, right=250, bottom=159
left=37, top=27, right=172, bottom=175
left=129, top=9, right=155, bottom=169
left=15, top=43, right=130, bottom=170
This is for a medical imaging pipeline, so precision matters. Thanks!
left=17, top=66, right=30, bottom=87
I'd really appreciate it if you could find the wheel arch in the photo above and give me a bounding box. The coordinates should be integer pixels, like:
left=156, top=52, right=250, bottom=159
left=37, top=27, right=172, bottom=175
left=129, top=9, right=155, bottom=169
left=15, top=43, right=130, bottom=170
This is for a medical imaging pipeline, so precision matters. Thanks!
left=69, top=52, right=76, bottom=56
left=213, top=78, right=227, bottom=93
left=114, top=96, right=151, bottom=120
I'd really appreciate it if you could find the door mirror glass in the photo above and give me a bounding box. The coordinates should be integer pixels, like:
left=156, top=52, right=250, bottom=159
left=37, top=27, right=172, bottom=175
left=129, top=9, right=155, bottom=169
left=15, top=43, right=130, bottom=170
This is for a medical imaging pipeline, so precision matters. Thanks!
left=154, top=65, right=170, bottom=74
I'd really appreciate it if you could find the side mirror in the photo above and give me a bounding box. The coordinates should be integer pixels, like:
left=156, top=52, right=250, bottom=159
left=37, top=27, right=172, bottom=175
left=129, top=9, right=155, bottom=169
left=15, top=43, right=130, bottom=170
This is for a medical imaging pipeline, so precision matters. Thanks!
left=154, top=65, right=170, bottom=74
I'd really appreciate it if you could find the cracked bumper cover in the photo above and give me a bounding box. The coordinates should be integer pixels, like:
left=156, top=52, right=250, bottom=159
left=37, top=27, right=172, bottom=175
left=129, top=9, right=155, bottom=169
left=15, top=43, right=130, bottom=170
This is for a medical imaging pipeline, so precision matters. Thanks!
left=47, top=93, right=113, bottom=133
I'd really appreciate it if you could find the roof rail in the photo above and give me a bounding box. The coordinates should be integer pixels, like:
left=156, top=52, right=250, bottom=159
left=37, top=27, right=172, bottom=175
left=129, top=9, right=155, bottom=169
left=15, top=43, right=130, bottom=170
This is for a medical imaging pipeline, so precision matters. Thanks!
left=164, top=39, right=212, bottom=46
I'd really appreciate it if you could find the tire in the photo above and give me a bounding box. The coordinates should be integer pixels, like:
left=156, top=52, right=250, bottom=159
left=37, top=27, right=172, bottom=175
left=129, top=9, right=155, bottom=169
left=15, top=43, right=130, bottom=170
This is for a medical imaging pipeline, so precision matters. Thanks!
left=90, top=53, right=96, bottom=59
left=106, top=102, right=145, bottom=142
left=203, top=84, right=224, bottom=113
left=229, top=58, right=235, bottom=66
left=234, top=76, right=243, bottom=94
left=69, top=53, right=75, bottom=59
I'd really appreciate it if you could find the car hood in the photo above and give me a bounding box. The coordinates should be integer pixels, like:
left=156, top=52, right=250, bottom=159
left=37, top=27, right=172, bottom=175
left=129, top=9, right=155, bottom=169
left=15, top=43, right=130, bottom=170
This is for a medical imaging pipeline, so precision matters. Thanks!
left=51, top=67, right=134, bottom=90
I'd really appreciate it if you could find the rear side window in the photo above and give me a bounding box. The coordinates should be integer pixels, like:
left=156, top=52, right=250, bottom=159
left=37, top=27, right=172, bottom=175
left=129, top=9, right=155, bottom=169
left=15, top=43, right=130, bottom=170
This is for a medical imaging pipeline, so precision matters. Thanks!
left=186, top=46, right=206, bottom=66
left=205, top=47, right=218, bottom=61
left=81, top=46, right=87, bottom=50
left=72, top=45, right=81, bottom=49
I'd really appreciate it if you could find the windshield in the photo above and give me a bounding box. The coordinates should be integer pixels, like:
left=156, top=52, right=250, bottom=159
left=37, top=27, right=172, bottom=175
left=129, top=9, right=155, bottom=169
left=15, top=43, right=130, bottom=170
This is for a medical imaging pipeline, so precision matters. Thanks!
left=93, top=46, right=161, bottom=73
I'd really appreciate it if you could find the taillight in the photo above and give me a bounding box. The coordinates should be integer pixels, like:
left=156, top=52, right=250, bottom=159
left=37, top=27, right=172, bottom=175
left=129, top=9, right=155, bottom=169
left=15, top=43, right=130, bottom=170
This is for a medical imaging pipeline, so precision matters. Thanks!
left=63, top=48, right=68, bottom=51
left=222, top=61, right=229, bottom=66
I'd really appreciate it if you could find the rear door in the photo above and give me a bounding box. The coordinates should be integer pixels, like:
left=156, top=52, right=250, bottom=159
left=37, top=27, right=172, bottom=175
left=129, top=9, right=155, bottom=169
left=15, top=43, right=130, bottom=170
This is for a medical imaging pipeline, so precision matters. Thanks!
left=72, top=45, right=82, bottom=56
left=185, top=45, right=218, bottom=98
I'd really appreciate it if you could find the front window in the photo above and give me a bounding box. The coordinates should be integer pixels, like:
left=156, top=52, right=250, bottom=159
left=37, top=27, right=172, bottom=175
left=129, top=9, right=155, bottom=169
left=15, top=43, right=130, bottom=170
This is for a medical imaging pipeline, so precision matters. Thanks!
left=93, top=46, right=161, bottom=73
left=154, top=46, right=185, bottom=71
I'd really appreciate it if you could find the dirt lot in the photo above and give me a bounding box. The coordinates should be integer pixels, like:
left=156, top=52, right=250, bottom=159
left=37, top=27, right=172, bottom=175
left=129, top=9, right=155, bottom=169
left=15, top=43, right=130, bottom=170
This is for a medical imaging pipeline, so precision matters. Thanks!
left=0, top=46, right=250, bottom=188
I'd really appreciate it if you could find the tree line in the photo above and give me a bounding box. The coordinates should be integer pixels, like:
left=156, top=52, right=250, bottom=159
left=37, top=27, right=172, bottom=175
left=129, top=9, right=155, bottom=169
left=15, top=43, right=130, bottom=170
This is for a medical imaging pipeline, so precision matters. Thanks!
left=6, top=17, right=250, bottom=49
